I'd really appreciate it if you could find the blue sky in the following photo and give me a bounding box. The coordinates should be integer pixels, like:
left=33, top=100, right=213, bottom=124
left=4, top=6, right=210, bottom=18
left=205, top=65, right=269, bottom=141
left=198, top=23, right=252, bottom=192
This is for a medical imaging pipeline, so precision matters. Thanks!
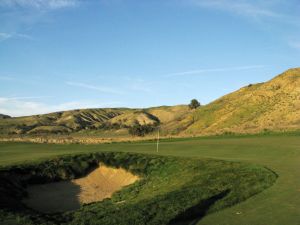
left=0, top=0, right=299, bottom=116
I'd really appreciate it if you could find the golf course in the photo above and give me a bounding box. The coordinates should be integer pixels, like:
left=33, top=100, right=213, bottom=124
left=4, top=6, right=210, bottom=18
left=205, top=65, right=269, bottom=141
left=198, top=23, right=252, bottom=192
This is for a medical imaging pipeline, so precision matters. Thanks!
left=0, top=133, right=299, bottom=225
left=1, top=1, right=300, bottom=224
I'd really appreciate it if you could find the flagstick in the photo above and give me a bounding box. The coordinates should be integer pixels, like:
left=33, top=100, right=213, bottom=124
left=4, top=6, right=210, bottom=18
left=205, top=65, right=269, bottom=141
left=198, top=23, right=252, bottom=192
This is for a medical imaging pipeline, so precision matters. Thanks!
left=156, top=128, right=160, bottom=153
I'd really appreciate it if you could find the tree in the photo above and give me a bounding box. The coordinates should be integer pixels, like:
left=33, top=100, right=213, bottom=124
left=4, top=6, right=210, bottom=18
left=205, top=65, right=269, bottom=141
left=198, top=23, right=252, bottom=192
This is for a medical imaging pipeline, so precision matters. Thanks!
left=129, top=122, right=156, bottom=136
left=189, top=99, right=201, bottom=109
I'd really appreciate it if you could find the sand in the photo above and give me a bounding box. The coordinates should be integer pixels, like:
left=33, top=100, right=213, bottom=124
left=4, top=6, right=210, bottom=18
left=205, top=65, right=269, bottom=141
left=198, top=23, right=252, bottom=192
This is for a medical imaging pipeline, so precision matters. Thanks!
left=22, top=164, right=139, bottom=213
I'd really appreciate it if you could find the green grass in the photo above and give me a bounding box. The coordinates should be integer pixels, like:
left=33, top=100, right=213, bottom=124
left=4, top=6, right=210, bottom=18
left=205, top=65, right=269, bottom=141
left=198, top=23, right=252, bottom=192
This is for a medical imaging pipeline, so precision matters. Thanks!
left=0, top=134, right=299, bottom=225
left=0, top=152, right=275, bottom=225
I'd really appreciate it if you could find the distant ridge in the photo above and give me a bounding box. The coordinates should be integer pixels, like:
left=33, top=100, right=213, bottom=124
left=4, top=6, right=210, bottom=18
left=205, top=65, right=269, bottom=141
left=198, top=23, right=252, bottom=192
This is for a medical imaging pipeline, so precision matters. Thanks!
left=0, top=106, right=189, bottom=136
left=0, top=68, right=299, bottom=138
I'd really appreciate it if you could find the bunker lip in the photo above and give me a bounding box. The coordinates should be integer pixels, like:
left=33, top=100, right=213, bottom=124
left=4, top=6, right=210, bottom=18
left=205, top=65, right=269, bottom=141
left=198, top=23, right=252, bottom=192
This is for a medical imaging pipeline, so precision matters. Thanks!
left=22, top=164, right=139, bottom=213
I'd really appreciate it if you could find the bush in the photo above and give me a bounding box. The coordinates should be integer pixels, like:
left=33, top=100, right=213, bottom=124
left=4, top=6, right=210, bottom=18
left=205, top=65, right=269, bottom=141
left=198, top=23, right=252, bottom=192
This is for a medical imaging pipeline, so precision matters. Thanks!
left=189, top=99, right=201, bottom=109
left=129, top=123, right=157, bottom=136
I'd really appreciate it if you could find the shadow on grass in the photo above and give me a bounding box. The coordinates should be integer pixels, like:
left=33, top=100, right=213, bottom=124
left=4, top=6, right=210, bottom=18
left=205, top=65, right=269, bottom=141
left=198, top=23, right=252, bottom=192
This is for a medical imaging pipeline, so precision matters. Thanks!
left=168, top=189, right=230, bottom=225
left=23, top=180, right=82, bottom=213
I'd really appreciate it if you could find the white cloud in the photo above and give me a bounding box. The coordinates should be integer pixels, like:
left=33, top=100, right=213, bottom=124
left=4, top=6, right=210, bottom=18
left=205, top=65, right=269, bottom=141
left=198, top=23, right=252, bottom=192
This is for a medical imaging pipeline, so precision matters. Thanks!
left=0, top=32, right=33, bottom=42
left=165, top=65, right=267, bottom=77
left=66, top=81, right=125, bottom=95
left=0, top=33, right=12, bottom=41
left=0, top=97, right=123, bottom=117
left=15, top=33, right=34, bottom=40
left=0, top=1, right=79, bottom=42
left=0, top=0, right=79, bottom=9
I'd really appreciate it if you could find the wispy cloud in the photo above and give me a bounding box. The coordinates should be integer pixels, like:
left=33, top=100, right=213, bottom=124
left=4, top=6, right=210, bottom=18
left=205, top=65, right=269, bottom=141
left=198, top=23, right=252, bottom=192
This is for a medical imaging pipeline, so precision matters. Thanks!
left=0, top=32, right=33, bottom=42
left=0, top=1, right=79, bottom=43
left=188, top=0, right=281, bottom=19
left=0, top=33, right=11, bottom=41
left=0, top=97, right=123, bottom=116
left=66, top=81, right=124, bottom=95
left=0, top=0, right=79, bottom=10
left=165, top=65, right=267, bottom=77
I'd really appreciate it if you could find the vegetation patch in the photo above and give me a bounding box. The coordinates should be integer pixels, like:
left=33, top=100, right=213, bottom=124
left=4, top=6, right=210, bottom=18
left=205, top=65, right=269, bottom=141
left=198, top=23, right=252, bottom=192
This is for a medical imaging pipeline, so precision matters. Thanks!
left=0, top=152, right=277, bottom=225
left=129, top=123, right=158, bottom=136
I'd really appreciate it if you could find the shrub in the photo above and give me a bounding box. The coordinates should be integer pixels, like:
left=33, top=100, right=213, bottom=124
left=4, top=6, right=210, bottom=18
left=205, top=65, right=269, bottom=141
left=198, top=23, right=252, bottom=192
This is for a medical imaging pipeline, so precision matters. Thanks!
left=189, top=99, right=201, bottom=109
left=129, top=123, right=157, bottom=136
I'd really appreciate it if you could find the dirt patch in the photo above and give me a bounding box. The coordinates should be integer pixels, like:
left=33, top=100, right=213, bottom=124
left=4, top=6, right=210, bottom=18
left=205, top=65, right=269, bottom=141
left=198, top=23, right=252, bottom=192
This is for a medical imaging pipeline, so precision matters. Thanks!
left=23, top=164, right=139, bottom=213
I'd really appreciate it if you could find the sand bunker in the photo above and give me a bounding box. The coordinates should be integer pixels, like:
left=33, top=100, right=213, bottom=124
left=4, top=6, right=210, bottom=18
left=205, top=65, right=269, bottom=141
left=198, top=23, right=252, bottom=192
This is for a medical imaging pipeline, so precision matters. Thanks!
left=23, top=164, right=139, bottom=213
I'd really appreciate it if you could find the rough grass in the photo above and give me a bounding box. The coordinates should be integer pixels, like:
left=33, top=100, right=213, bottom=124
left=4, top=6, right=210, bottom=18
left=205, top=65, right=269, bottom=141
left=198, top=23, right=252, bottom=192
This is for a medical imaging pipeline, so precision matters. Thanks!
left=0, top=151, right=276, bottom=225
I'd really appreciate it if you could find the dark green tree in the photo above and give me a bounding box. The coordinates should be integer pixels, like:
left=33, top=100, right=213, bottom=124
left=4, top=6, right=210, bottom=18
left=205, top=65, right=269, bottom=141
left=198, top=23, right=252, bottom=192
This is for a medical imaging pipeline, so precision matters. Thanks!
left=129, top=121, right=156, bottom=136
left=189, top=99, right=201, bottom=109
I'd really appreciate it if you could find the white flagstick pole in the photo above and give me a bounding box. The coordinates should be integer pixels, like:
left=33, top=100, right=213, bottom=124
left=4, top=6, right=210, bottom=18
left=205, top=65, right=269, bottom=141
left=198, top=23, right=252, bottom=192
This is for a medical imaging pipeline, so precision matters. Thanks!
left=156, top=128, right=160, bottom=153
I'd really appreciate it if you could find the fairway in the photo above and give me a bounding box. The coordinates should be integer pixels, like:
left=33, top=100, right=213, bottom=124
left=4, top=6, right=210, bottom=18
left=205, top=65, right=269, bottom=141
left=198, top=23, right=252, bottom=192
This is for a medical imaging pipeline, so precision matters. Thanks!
left=0, top=135, right=299, bottom=225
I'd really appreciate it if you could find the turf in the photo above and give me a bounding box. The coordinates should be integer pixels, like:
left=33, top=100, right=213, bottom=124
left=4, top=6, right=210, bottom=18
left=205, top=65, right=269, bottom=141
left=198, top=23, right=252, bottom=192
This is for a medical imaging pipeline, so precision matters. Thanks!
left=0, top=134, right=299, bottom=225
left=0, top=152, right=275, bottom=225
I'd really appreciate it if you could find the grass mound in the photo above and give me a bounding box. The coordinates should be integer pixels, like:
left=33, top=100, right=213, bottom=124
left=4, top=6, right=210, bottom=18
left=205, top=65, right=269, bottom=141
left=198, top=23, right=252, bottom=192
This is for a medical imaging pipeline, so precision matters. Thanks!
left=0, top=152, right=277, bottom=225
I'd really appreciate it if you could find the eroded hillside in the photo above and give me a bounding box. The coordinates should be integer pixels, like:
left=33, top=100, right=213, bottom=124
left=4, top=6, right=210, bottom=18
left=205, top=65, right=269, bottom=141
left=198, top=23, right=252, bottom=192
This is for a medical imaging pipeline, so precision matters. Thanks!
left=0, top=105, right=191, bottom=137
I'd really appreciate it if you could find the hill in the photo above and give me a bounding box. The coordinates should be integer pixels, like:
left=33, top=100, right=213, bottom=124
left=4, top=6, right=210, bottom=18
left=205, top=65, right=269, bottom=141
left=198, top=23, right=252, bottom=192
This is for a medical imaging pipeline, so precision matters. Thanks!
left=181, top=68, right=300, bottom=136
left=0, top=68, right=299, bottom=139
left=0, top=106, right=190, bottom=137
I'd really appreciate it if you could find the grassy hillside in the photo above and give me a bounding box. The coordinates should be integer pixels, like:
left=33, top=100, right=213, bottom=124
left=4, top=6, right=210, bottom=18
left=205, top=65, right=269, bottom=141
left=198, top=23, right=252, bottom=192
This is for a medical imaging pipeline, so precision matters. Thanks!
left=0, top=68, right=299, bottom=139
left=182, top=67, right=300, bottom=135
